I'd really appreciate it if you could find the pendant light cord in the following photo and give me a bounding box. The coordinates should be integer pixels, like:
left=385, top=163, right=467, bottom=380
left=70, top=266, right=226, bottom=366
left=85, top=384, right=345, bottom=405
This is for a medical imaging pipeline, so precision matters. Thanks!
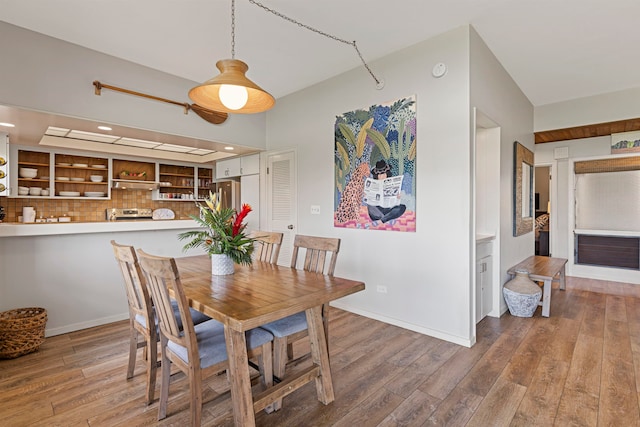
left=247, top=0, right=383, bottom=88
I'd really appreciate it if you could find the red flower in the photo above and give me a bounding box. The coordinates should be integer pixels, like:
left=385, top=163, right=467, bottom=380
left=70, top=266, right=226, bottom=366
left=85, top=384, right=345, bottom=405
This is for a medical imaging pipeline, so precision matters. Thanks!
left=232, top=204, right=252, bottom=236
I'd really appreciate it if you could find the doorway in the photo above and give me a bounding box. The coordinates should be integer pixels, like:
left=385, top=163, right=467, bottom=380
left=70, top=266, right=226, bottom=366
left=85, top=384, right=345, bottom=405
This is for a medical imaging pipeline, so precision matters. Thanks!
left=265, top=149, right=297, bottom=266
left=534, top=166, right=551, bottom=256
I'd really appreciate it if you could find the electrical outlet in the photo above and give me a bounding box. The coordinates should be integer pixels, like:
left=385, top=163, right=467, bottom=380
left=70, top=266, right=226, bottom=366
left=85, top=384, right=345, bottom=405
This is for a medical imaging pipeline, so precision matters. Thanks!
left=376, top=285, right=387, bottom=294
left=310, top=205, right=321, bottom=215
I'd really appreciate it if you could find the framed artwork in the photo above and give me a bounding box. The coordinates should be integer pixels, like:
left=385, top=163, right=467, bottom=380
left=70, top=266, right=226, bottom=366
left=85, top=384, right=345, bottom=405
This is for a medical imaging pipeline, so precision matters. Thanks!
left=611, top=130, right=640, bottom=154
left=334, top=95, right=416, bottom=232
left=513, top=141, right=534, bottom=236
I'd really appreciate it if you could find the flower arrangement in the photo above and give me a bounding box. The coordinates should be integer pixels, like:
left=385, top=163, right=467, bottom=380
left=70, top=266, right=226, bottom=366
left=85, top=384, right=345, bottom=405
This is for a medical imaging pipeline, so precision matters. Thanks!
left=178, top=190, right=255, bottom=265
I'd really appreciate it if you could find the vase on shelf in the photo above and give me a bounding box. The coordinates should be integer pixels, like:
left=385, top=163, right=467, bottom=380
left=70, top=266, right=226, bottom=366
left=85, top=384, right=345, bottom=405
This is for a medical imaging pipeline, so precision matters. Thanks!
left=503, top=269, right=541, bottom=317
left=211, top=253, right=235, bottom=276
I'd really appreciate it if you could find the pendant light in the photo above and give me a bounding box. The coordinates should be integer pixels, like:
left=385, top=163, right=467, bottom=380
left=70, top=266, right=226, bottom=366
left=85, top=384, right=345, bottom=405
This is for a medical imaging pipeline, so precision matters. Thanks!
left=188, top=0, right=275, bottom=114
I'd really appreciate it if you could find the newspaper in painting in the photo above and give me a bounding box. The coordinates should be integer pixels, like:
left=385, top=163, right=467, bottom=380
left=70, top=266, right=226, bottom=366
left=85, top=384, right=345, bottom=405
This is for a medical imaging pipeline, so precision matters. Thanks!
left=363, top=175, right=404, bottom=209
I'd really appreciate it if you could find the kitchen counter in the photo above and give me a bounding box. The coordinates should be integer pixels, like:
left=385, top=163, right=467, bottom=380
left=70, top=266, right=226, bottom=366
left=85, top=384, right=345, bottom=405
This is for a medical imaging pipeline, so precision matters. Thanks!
left=0, top=219, right=200, bottom=237
left=0, top=218, right=207, bottom=337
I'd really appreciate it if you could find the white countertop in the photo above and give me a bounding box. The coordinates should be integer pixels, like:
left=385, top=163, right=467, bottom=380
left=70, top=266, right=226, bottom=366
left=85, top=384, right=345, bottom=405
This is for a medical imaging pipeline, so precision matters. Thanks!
left=476, top=234, right=496, bottom=243
left=0, top=219, right=201, bottom=237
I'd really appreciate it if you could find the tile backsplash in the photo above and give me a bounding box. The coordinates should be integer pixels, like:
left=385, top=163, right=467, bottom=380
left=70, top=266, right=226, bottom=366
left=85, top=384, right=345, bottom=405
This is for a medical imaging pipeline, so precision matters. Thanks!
left=0, top=189, right=200, bottom=222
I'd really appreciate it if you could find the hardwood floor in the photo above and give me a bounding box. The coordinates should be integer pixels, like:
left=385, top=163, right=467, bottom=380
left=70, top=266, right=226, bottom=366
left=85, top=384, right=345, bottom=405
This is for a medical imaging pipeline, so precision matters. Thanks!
left=2, top=275, right=640, bottom=426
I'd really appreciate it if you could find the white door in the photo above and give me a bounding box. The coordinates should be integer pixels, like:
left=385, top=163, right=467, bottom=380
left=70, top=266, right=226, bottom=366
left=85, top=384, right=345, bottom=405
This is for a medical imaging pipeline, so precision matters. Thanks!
left=266, top=150, right=297, bottom=266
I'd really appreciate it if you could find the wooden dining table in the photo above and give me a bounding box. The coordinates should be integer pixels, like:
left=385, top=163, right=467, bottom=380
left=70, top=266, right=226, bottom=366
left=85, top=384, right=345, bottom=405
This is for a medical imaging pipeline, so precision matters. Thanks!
left=173, top=255, right=365, bottom=426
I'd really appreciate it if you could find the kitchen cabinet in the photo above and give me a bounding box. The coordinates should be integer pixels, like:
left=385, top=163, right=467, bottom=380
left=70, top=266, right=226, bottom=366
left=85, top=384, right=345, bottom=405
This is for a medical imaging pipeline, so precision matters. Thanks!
left=196, top=166, right=213, bottom=199
left=155, top=163, right=213, bottom=201
left=475, top=241, right=493, bottom=323
left=8, top=144, right=218, bottom=201
left=216, top=157, right=241, bottom=179
left=240, top=153, right=260, bottom=175
left=157, top=163, right=195, bottom=200
left=215, top=154, right=259, bottom=179
left=54, top=153, right=109, bottom=198
left=16, top=149, right=49, bottom=196
left=12, top=147, right=110, bottom=199
left=112, top=158, right=155, bottom=182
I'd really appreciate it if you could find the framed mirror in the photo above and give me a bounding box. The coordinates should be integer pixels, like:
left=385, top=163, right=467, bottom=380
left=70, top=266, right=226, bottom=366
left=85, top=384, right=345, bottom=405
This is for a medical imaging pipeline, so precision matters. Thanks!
left=513, top=141, right=534, bottom=236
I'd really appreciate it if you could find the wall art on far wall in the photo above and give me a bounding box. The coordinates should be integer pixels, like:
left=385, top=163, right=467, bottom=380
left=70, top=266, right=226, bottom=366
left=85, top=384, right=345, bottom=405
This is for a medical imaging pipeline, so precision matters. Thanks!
left=334, top=95, right=416, bottom=232
left=611, top=130, right=640, bottom=154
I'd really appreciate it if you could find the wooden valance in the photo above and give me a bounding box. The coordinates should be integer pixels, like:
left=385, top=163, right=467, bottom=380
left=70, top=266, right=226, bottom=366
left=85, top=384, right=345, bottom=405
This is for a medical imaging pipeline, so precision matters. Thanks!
left=575, top=156, right=640, bottom=174
left=535, top=117, right=640, bottom=144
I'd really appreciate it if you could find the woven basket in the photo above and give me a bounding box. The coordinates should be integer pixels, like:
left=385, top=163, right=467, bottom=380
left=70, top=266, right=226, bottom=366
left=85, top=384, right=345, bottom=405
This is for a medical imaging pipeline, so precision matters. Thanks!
left=0, top=307, right=47, bottom=359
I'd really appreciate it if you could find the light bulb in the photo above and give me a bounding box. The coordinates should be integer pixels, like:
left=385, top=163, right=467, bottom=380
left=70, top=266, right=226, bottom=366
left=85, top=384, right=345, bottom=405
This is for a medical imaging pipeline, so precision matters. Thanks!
left=219, top=84, right=248, bottom=110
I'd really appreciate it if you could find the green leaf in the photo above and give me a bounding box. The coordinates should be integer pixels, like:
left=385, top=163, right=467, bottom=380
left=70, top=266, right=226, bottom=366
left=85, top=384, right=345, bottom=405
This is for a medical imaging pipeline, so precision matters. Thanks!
left=338, top=123, right=356, bottom=146
left=357, top=118, right=374, bottom=158
left=365, top=128, right=391, bottom=159
left=336, top=141, right=350, bottom=171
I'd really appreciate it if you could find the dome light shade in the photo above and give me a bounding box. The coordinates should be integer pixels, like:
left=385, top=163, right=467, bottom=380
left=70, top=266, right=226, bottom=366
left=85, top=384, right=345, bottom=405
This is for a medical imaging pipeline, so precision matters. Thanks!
left=188, top=59, right=275, bottom=114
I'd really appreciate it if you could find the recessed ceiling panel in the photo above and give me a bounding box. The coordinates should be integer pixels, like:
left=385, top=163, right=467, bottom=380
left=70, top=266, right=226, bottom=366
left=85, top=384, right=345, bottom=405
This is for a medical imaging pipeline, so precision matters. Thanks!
left=189, top=148, right=216, bottom=155
left=154, top=143, right=194, bottom=153
left=45, top=126, right=70, bottom=137
left=116, top=137, right=162, bottom=149
left=66, top=129, right=120, bottom=143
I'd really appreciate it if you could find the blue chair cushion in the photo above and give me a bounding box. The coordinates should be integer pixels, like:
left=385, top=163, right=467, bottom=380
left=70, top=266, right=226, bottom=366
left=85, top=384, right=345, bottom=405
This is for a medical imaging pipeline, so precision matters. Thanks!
left=167, top=320, right=274, bottom=369
left=259, top=311, right=307, bottom=338
left=134, top=300, right=211, bottom=331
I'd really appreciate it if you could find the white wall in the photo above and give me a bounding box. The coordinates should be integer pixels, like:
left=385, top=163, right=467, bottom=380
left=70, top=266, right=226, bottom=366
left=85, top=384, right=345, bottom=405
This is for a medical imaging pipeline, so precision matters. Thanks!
left=469, top=28, right=535, bottom=315
left=266, top=27, right=472, bottom=345
left=266, top=26, right=519, bottom=347
left=535, top=87, right=640, bottom=131
left=0, top=21, right=266, bottom=149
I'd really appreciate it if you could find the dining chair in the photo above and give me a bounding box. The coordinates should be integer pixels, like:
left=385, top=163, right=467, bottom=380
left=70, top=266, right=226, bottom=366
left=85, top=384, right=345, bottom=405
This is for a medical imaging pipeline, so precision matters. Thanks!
left=250, top=230, right=283, bottom=264
left=110, top=240, right=211, bottom=405
left=259, top=234, right=340, bottom=404
left=136, top=249, right=274, bottom=426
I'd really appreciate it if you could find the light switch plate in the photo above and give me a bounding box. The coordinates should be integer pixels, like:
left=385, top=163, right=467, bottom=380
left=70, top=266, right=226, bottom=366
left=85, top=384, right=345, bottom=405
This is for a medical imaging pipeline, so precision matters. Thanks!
left=310, top=205, right=320, bottom=215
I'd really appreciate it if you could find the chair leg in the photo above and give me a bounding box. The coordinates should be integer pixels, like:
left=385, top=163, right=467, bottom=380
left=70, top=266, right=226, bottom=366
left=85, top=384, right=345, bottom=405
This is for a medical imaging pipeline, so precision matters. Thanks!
left=272, top=337, right=287, bottom=411
left=127, top=325, right=138, bottom=380
left=158, top=337, right=170, bottom=421
left=189, top=369, right=203, bottom=427
left=258, top=342, right=274, bottom=413
left=144, top=335, right=157, bottom=405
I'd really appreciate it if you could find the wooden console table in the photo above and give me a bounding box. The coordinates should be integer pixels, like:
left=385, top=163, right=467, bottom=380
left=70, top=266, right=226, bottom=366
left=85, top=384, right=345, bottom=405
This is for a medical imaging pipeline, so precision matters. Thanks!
left=507, top=256, right=568, bottom=317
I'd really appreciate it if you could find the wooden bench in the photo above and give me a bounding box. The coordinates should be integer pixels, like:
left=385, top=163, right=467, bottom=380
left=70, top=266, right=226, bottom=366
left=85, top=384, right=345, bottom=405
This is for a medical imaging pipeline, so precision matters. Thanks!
left=507, top=256, right=568, bottom=317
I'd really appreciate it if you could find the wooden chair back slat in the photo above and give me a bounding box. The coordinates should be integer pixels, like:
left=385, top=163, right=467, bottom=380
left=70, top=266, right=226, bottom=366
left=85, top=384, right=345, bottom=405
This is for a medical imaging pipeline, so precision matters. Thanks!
left=111, top=241, right=151, bottom=320
left=250, top=231, right=283, bottom=264
left=137, top=250, right=194, bottom=357
left=291, top=234, right=340, bottom=276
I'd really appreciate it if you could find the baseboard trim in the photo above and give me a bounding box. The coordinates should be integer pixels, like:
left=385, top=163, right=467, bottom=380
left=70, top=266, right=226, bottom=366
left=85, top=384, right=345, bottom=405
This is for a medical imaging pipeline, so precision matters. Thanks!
left=45, top=313, right=129, bottom=337
left=330, top=301, right=472, bottom=348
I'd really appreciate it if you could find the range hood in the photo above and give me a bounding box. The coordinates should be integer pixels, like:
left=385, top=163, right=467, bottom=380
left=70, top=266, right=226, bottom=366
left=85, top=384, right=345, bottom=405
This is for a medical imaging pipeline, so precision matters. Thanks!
left=111, top=179, right=159, bottom=190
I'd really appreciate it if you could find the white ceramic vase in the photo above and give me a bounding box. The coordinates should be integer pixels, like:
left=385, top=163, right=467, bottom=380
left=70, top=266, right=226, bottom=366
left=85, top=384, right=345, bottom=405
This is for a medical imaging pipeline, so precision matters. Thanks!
left=503, top=269, right=542, bottom=317
left=211, top=253, right=235, bottom=275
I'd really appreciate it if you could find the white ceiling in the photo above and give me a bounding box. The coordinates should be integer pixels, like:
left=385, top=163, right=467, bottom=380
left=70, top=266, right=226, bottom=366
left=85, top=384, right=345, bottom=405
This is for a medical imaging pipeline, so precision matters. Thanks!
left=1, top=0, right=639, bottom=143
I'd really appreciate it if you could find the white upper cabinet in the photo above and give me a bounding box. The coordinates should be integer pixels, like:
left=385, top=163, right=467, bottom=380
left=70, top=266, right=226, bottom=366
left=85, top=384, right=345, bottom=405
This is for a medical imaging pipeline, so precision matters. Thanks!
left=215, top=158, right=241, bottom=179
left=240, top=154, right=259, bottom=175
left=215, top=154, right=259, bottom=179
